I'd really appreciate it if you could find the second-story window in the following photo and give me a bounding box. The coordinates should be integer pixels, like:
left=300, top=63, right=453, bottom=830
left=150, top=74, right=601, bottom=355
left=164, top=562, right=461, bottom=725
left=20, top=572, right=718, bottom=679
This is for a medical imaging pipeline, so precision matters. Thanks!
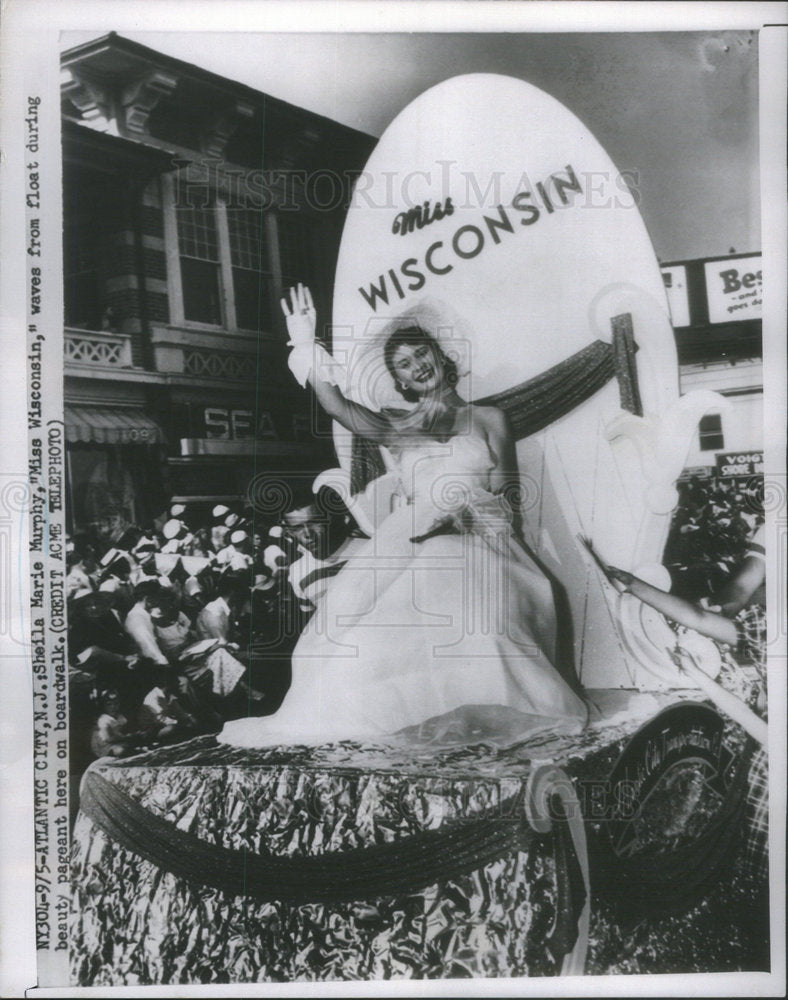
left=165, top=172, right=326, bottom=334
left=277, top=212, right=315, bottom=290
left=63, top=170, right=116, bottom=330
left=698, top=413, right=724, bottom=451
left=227, top=207, right=274, bottom=331
left=64, top=212, right=105, bottom=330
left=176, top=189, right=223, bottom=325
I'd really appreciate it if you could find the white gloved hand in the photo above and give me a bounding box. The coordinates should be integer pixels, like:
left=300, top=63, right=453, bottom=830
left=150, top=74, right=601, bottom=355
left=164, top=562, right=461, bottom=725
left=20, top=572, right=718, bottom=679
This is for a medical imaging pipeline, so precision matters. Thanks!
left=281, top=283, right=316, bottom=346
left=281, top=284, right=344, bottom=387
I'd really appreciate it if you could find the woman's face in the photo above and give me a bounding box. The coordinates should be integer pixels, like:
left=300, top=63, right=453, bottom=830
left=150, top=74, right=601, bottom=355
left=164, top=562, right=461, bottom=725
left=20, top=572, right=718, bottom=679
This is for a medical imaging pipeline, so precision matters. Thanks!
left=390, top=341, right=443, bottom=397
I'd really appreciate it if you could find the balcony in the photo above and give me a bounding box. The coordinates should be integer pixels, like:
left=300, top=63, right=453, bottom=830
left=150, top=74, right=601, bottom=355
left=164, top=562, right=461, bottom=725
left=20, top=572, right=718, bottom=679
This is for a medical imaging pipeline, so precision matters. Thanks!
left=64, top=323, right=283, bottom=390
left=65, top=327, right=134, bottom=369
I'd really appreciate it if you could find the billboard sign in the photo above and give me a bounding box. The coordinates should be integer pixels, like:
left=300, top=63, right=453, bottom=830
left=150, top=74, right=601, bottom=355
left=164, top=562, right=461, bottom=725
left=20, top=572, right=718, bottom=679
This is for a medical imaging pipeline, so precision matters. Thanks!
left=704, top=255, right=762, bottom=324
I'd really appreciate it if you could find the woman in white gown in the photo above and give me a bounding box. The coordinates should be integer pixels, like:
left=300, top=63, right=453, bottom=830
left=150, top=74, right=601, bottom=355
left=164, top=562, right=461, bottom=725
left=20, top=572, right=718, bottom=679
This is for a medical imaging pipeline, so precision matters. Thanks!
left=220, top=286, right=587, bottom=747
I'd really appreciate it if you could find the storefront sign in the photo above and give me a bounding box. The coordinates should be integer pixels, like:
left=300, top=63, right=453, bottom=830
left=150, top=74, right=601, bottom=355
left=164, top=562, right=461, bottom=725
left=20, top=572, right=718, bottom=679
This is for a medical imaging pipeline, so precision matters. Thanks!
left=705, top=255, right=762, bottom=324
left=715, top=451, right=763, bottom=478
left=203, top=408, right=277, bottom=440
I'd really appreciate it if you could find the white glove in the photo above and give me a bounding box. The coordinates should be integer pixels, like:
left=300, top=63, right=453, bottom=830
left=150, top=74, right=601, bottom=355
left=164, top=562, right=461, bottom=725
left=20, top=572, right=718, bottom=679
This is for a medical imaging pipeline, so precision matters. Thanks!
left=281, top=283, right=316, bottom=346
left=281, top=283, right=343, bottom=388
left=287, top=342, right=342, bottom=388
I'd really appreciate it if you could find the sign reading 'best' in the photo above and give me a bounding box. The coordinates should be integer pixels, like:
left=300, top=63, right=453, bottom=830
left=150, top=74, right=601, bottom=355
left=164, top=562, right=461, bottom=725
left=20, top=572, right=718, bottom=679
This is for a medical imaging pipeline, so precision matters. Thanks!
left=705, top=254, right=762, bottom=325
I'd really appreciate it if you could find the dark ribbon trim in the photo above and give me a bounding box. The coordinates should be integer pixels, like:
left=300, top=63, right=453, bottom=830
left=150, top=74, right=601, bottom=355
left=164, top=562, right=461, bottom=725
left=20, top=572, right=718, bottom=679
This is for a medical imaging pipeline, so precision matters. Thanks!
left=350, top=316, right=642, bottom=494
left=479, top=339, right=616, bottom=440
left=81, top=770, right=534, bottom=905
left=298, top=561, right=347, bottom=594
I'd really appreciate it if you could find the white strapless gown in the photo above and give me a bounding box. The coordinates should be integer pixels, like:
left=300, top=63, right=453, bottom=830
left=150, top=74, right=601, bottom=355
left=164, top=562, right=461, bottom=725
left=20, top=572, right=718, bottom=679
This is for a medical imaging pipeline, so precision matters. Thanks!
left=220, top=435, right=588, bottom=747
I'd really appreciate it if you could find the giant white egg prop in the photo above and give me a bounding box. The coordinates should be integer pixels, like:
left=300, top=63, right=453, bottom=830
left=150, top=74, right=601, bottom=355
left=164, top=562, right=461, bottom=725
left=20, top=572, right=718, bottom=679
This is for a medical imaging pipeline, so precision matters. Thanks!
left=330, top=74, right=713, bottom=690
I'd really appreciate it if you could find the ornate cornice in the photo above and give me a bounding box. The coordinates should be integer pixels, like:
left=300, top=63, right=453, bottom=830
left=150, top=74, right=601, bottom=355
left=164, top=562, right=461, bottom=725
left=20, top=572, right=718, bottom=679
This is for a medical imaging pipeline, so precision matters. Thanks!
left=61, top=68, right=112, bottom=128
left=201, top=100, right=255, bottom=158
left=121, top=70, right=179, bottom=136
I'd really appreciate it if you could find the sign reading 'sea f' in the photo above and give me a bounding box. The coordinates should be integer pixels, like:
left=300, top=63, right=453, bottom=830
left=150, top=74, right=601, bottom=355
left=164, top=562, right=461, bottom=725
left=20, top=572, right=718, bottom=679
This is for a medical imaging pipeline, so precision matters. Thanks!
left=333, top=75, right=685, bottom=690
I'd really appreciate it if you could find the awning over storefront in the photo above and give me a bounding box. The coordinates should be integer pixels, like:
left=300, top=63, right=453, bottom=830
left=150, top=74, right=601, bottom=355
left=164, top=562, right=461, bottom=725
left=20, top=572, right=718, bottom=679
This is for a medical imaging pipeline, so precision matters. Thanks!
left=65, top=406, right=165, bottom=445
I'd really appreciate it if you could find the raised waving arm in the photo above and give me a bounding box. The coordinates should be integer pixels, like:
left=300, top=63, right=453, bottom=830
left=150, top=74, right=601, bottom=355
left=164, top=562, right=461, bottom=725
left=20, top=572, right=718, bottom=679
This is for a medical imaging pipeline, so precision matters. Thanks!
left=281, top=285, right=392, bottom=443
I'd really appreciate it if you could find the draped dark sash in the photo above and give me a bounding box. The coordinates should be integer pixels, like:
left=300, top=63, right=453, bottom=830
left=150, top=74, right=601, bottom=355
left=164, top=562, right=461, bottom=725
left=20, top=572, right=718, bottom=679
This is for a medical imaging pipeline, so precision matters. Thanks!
left=350, top=313, right=642, bottom=495
left=81, top=769, right=534, bottom=906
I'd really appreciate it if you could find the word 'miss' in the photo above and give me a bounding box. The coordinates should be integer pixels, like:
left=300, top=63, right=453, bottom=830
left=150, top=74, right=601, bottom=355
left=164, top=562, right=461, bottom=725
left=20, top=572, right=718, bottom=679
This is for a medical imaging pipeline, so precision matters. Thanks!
left=392, top=198, right=454, bottom=236
left=359, top=165, right=582, bottom=312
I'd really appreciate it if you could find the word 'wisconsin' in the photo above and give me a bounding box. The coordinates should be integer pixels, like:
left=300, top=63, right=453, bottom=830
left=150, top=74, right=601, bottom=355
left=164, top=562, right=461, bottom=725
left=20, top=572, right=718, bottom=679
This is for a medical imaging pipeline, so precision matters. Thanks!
left=359, top=165, right=581, bottom=312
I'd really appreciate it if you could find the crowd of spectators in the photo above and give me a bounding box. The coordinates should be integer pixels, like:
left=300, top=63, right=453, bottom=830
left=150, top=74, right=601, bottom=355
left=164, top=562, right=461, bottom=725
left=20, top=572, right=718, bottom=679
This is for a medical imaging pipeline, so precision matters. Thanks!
left=663, top=475, right=764, bottom=601
left=66, top=495, right=339, bottom=785
left=68, top=473, right=764, bottom=797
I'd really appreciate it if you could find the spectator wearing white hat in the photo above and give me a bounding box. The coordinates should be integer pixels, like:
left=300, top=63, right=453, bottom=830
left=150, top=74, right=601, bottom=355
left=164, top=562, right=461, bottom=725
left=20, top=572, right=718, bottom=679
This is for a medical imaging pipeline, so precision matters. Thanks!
left=216, top=529, right=254, bottom=571
left=97, top=552, right=134, bottom=617
left=128, top=536, right=160, bottom=584
left=153, top=501, right=187, bottom=535
left=131, top=533, right=160, bottom=559
left=160, top=517, right=195, bottom=555
left=263, top=525, right=295, bottom=578
left=210, top=504, right=231, bottom=553
left=180, top=574, right=208, bottom=621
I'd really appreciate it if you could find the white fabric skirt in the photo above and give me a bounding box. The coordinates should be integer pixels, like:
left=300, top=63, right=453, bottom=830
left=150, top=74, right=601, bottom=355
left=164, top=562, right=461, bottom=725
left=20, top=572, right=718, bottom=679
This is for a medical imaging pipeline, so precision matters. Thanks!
left=220, top=503, right=587, bottom=748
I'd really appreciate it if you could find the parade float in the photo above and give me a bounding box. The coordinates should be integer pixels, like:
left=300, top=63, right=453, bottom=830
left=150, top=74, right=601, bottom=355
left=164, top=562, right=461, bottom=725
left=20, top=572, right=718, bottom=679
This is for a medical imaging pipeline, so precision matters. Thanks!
left=70, top=75, right=768, bottom=984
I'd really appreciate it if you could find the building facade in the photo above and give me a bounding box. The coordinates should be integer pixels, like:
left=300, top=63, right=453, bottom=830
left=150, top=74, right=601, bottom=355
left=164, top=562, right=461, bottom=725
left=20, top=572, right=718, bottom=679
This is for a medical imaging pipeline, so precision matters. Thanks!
left=661, top=253, right=763, bottom=481
left=61, top=35, right=763, bottom=539
left=61, top=33, right=375, bottom=539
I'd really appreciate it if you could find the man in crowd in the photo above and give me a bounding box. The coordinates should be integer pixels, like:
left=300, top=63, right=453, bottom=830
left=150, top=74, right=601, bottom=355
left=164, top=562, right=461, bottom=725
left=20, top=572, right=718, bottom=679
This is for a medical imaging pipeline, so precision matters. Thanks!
left=280, top=484, right=361, bottom=615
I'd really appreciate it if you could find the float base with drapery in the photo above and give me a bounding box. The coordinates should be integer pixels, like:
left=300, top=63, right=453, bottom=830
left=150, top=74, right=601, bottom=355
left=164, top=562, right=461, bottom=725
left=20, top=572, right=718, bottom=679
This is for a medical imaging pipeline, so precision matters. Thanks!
left=69, top=72, right=770, bottom=985
left=70, top=691, right=768, bottom=986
